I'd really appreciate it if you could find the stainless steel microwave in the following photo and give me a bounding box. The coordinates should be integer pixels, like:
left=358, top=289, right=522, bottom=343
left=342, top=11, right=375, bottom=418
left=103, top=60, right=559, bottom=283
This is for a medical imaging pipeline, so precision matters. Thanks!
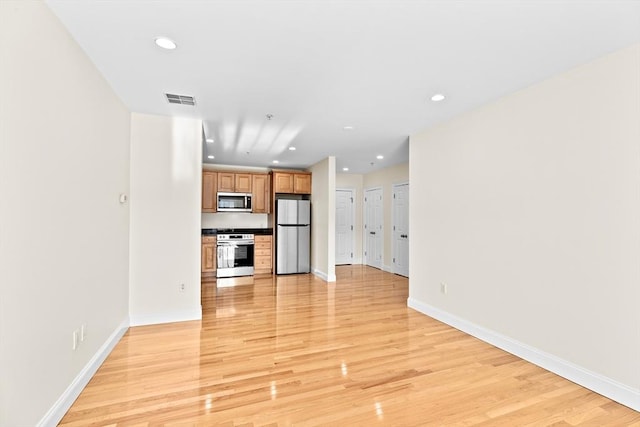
left=217, top=192, right=252, bottom=212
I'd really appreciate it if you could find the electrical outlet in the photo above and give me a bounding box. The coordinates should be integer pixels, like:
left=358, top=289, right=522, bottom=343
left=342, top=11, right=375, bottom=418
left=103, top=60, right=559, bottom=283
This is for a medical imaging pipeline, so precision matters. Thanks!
left=80, top=324, right=86, bottom=342
left=179, top=283, right=185, bottom=292
left=440, top=282, right=448, bottom=295
left=72, top=330, right=79, bottom=350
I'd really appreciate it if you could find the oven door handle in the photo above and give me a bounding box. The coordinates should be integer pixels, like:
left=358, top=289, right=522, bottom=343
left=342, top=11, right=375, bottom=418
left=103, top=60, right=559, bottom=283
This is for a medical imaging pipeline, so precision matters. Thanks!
left=217, top=241, right=254, bottom=246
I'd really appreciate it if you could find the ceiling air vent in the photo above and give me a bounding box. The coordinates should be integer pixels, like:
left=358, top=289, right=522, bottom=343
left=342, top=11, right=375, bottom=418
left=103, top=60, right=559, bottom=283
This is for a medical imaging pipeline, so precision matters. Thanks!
left=165, top=93, right=196, bottom=106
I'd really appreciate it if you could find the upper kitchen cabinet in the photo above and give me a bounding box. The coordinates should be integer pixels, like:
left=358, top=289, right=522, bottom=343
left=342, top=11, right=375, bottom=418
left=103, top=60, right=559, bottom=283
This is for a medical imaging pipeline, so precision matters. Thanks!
left=273, top=171, right=293, bottom=193
left=293, top=173, right=311, bottom=194
left=235, top=173, right=252, bottom=193
left=218, top=172, right=252, bottom=193
left=202, top=171, right=217, bottom=213
left=217, top=172, right=234, bottom=192
left=272, top=170, right=312, bottom=194
left=252, top=173, right=271, bottom=213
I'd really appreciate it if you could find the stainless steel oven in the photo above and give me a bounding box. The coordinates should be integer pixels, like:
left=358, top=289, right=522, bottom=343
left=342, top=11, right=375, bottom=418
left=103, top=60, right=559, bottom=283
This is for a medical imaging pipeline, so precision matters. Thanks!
left=216, top=233, right=255, bottom=278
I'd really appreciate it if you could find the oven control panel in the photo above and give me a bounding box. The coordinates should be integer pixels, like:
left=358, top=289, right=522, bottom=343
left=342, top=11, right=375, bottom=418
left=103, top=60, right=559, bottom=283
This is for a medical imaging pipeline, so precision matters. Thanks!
left=217, top=234, right=254, bottom=241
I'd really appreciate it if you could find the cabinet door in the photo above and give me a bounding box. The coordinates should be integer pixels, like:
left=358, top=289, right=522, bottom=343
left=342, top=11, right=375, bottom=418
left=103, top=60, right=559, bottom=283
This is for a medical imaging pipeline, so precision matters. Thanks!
left=235, top=173, right=252, bottom=193
left=252, top=174, right=270, bottom=213
left=217, top=172, right=235, bottom=192
left=294, top=173, right=312, bottom=194
left=273, top=172, right=294, bottom=193
left=201, top=241, right=216, bottom=273
left=202, top=171, right=217, bottom=212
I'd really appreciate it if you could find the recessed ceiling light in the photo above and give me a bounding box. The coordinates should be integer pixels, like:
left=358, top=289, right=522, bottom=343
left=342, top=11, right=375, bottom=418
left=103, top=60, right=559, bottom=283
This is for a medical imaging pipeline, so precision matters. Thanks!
left=376, top=155, right=384, bottom=160
left=343, top=167, right=349, bottom=171
left=205, top=138, right=214, bottom=143
left=207, top=155, right=215, bottom=159
left=272, top=160, right=279, bottom=164
left=431, top=93, right=445, bottom=102
left=155, top=37, right=177, bottom=50
left=343, top=126, right=354, bottom=131
left=288, top=146, right=296, bottom=151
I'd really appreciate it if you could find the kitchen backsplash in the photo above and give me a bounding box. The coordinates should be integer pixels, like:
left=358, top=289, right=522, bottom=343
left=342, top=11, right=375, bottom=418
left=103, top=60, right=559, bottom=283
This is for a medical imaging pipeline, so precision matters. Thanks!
left=202, top=213, right=268, bottom=229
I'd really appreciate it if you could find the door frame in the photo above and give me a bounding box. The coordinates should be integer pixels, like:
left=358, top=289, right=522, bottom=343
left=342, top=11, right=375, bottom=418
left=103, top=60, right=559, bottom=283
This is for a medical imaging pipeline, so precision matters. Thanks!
left=392, top=181, right=409, bottom=277
left=363, top=187, right=383, bottom=269
left=335, top=188, right=356, bottom=265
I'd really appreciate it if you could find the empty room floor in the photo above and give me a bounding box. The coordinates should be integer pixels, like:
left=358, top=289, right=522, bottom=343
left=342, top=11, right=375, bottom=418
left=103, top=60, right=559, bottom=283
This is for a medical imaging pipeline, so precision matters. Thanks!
left=60, top=266, right=640, bottom=426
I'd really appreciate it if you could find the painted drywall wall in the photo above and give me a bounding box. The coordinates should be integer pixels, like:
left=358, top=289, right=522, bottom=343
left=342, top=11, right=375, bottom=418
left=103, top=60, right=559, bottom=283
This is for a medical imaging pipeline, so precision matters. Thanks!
left=0, top=2, right=130, bottom=425
left=310, top=157, right=336, bottom=281
left=409, top=44, right=640, bottom=403
left=129, top=113, right=202, bottom=325
left=201, top=213, right=268, bottom=229
left=336, top=173, right=364, bottom=264
left=363, top=163, right=409, bottom=271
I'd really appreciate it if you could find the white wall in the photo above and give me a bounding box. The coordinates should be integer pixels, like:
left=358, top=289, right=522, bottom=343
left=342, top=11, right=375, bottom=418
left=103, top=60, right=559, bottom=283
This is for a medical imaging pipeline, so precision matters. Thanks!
left=409, top=44, right=640, bottom=409
left=310, top=157, right=336, bottom=281
left=336, top=173, right=364, bottom=264
left=201, top=213, right=268, bottom=229
left=363, top=163, right=409, bottom=271
left=0, top=2, right=130, bottom=425
left=129, top=113, right=202, bottom=326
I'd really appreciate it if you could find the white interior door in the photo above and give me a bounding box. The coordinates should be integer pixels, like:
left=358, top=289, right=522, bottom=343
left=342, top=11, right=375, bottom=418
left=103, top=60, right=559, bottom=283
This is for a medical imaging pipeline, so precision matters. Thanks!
left=364, top=188, right=383, bottom=269
left=335, top=189, right=354, bottom=265
left=393, top=183, right=409, bottom=277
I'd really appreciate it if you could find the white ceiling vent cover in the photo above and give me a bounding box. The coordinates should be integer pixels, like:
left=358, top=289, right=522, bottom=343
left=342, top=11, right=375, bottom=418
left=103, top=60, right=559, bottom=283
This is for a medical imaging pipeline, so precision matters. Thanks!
left=165, top=93, right=196, bottom=106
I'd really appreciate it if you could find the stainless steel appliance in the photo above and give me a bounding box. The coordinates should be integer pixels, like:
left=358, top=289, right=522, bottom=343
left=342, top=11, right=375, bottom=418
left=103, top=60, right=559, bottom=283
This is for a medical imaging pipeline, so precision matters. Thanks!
left=217, top=192, right=252, bottom=212
left=276, top=199, right=311, bottom=274
left=216, top=233, right=255, bottom=277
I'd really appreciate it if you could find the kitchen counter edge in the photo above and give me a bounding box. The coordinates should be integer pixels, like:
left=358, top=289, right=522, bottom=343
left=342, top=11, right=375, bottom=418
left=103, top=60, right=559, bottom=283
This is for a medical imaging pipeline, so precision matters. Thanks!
left=202, top=228, right=273, bottom=236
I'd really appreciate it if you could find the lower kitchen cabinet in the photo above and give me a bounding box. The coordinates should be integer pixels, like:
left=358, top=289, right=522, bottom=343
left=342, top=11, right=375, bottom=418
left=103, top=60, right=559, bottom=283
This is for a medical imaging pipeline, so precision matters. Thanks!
left=254, top=235, right=272, bottom=275
left=201, top=236, right=217, bottom=275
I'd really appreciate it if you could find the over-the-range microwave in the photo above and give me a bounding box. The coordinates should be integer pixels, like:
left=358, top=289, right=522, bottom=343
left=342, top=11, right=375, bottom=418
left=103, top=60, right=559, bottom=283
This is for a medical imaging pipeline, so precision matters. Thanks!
left=217, top=192, right=252, bottom=212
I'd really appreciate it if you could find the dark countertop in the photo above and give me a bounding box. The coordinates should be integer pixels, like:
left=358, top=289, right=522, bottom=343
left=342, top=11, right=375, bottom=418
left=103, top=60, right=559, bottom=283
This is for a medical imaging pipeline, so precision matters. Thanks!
left=202, top=228, right=273, bottom=236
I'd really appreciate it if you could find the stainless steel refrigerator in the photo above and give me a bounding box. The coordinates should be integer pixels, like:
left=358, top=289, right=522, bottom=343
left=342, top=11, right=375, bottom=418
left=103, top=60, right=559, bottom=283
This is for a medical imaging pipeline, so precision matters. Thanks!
left=276, top=199, right=311, bottom=274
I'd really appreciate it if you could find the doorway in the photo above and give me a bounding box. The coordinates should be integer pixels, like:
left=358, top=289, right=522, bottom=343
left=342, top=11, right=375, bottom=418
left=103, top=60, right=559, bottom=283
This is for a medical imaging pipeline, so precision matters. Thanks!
left=392, top=183, right=409, bottom=277
left=364, top=188, right=383, bottom=269
left=335, top=189, right=355, bottom=265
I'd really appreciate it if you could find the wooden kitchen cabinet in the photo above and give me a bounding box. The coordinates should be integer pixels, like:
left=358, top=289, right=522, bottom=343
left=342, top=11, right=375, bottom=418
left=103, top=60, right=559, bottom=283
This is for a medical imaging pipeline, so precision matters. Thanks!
left=202, top=171, right=217, bottom=213
left=254, top=235, right=272, bottom=275
left=201, top=236, right=217, bottom=274
left=235, top=173, right=252, bottom=192
left=218, top=172, right=252, bottom=193
left=272, top=170, right=312, bottom=194
left=217, top=172, right=235, bottom=192
left=252, top=174, right=270, bottom=213
left=273, top=172, right=294, bottom=193
left=293, top=173, right=311, bottom=194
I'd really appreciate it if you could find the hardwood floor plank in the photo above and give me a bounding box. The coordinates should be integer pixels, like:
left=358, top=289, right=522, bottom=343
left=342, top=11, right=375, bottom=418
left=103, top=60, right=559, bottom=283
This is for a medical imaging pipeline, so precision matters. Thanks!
left=59, top=266, right=639, bottom=426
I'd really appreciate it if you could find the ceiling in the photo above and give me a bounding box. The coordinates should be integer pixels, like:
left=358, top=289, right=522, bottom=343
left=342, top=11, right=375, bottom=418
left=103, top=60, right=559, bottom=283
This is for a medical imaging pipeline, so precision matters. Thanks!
left=46, top=1, right=640, bottom=174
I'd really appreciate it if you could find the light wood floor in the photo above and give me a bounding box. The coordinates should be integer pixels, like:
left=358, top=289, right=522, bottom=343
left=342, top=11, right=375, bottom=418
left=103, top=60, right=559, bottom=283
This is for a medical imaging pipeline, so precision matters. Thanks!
left=60, top=266, right=639, bottom=426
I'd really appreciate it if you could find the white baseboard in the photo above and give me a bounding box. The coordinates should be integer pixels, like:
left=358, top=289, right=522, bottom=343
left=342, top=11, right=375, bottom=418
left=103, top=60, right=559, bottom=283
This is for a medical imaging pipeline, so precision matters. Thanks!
left=407, top=298, right=640, bottom=412
left=37, top=318, right=129, bottom=427
left=129, top=306, right=202, bottom=327
left=312, top=268, right=336, bottom=282
left=382, top=264, right=393, bottom=273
